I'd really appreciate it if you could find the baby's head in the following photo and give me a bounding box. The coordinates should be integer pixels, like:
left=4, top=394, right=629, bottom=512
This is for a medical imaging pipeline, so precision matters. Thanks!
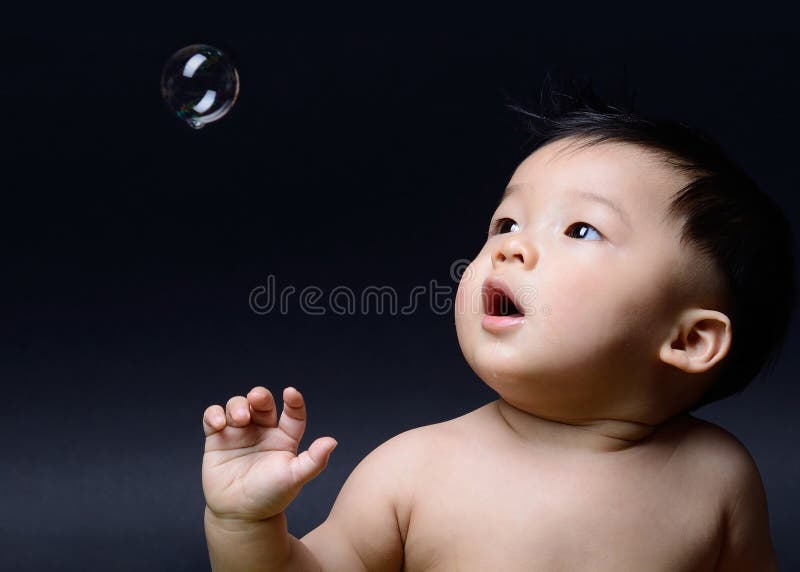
left=454, top=78, right=796, bottom=426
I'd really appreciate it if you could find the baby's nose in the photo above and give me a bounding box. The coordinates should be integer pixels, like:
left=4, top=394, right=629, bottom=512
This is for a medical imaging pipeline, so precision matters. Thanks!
left=492, top=235, right=535, bottom=269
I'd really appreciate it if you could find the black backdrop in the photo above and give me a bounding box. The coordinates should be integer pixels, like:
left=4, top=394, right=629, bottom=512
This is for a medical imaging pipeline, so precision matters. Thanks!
left=3, top=6, right=798, bottom=571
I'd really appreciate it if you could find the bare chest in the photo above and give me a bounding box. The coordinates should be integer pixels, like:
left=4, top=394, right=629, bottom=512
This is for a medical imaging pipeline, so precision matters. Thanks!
left=402, top=441, right=723, bottom=572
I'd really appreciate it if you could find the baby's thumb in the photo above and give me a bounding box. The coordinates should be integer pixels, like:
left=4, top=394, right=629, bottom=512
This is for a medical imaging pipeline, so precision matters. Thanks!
left=292, top=437, right=338, bottom=486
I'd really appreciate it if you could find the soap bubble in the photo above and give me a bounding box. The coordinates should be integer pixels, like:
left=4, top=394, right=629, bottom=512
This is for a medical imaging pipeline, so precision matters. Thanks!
left=161, top=44, right=240, bottom=129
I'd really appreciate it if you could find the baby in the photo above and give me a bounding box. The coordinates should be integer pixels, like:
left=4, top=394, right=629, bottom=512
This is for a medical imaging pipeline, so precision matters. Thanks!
left=200, top=80, right=796, bottom=571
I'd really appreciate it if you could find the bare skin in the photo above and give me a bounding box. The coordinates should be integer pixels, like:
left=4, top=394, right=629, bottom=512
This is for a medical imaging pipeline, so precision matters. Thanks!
left=202, top=137, right=778, bottom=571
left=402, top=402, right=728, bottom=571
left=204, top=388, right=776, bottom=571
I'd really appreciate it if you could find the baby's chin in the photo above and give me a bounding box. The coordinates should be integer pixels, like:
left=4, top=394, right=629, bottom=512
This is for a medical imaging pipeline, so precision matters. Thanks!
left=467, top=353, right=550, bottom=391
left=466, top=350, right=601, bottom=408
left=463, top=337, right=548, bottom=378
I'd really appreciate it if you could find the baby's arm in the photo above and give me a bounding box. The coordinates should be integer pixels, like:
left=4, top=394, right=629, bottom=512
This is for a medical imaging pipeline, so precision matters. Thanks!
left=301, top=431, right=415, bottom=572
left=713, top=442, right=779, bottom=571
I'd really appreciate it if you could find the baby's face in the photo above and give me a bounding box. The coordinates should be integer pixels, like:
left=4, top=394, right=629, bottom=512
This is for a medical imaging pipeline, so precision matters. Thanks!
left=455, top=137, right=711, bottom=422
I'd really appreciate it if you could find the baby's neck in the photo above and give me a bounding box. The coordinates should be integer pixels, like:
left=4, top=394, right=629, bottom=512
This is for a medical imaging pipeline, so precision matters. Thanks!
left=494, top=398, right=684, bottom=454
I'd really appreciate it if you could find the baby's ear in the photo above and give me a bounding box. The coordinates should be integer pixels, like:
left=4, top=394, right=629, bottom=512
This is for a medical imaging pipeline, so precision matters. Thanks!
left=658, top=308, right=732, bottom=374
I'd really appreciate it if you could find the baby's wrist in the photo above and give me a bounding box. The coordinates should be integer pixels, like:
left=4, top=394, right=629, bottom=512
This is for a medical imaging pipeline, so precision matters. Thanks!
left=204, top=505, right=285, bottom=532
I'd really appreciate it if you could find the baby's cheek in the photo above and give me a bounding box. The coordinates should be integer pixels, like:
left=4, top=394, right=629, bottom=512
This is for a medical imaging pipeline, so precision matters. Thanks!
left=454, top=278, right=478, bottom=343
left=454, top=281, right=470, bottom=326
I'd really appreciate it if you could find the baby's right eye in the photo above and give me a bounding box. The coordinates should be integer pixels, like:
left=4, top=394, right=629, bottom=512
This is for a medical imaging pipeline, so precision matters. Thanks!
left=489, top=217, right=520, bottom=235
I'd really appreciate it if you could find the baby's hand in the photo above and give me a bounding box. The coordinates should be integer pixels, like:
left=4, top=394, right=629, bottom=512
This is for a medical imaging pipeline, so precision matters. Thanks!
left=201, top=386, right=337, bottom=522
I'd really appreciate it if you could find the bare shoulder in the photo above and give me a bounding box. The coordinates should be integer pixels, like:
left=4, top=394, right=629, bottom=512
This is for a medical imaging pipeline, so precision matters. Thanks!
left=381, top=403, right=490, bottom=454
left=298, top=421, right=455, bottom=572
left=366, top=418, right=463, bottom=512
left=373, top=415, right=463, bottom=466
left=674, top=415, right=763, bottom=481
left=675, top=416, right=779, bottom=570
left=671, top=416, right=772, bottom=521
left=355, top=404, right=487, bottom=493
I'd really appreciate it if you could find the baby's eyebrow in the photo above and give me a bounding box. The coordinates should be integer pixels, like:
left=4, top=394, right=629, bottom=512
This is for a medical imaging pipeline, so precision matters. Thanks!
left=500, top=185, right=632, bottom=229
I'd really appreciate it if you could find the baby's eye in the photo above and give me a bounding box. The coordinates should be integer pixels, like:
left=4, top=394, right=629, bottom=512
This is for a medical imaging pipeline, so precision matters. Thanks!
left=565, top=222, right=603, bottom=241
left=489, top=217, right=519, bottom=235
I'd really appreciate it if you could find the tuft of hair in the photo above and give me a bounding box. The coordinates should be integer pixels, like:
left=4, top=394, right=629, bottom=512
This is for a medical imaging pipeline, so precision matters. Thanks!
left=504, top=70, right=797, bottom=411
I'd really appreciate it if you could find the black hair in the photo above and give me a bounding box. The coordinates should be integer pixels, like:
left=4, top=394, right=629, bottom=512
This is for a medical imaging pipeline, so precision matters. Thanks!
left=504, top=71, right=797, bottom=411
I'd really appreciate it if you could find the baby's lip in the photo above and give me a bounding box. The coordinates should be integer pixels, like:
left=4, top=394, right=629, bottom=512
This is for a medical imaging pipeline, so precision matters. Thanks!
left=482, top=276, right=526, bottom=316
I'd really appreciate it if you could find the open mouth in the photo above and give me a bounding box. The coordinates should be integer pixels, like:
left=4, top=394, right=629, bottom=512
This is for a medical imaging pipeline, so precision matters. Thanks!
left=481, top=279, right=526, bottom=333
left=483, top=281, right=525, bottom=318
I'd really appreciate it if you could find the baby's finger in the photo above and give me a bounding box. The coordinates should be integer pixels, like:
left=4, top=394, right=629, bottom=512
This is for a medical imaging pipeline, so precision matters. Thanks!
left=277, top=387, right=307, bottom=443
left=225, top=395, right=251, bottom=427
left=202, top=405, right=227, bottom=437
left=247, top=386, right=278, bottom=427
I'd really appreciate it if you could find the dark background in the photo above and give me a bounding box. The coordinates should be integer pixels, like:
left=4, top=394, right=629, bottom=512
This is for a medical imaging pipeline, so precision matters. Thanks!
left=2, top=6, right=797, bottom=571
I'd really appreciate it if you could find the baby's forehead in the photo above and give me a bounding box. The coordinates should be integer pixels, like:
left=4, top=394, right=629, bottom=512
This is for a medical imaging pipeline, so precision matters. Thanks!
left=505, top=138, right=688, bottom=212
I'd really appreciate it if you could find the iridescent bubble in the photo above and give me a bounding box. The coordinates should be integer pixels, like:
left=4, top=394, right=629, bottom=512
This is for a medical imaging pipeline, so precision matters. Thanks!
left=160, top=44, right=240, bottom=129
